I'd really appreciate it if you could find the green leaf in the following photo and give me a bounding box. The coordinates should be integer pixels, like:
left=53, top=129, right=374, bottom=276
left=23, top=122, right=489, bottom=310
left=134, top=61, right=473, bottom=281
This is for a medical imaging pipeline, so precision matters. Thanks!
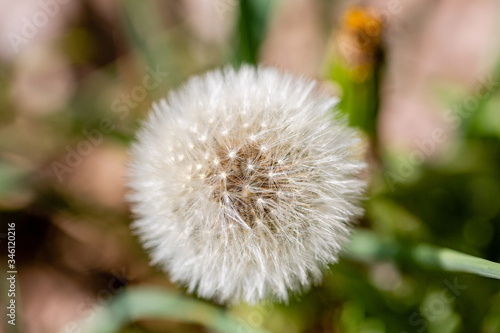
left=79, top=287, right=272, bottom=333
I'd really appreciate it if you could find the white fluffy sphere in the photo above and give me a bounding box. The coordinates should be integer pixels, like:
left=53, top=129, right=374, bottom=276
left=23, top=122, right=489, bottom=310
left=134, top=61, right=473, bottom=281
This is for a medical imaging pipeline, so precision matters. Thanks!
left=128, top=66, right=366, bottom=304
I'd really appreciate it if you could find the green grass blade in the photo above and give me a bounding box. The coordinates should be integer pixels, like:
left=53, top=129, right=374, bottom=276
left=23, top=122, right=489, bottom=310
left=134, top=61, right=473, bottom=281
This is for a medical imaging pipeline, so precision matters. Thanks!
left=345, top=230, right=500, bottom=280
left=120, top=0, right=179, bottom=87
left=0, top=162, right=29, bottom=199
left=80, top=287, right=271, bottom=333
left=233, top=0, right=273, bottom=65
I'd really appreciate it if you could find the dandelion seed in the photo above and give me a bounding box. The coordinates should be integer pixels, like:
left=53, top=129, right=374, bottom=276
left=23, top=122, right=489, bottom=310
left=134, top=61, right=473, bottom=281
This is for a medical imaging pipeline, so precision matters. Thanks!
left=128, top=66, right=366, bottom=305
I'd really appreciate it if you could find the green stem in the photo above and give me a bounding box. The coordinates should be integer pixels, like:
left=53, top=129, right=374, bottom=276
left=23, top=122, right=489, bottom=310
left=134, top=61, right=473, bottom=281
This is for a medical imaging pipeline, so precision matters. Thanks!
left=345, top=230, right=500, bottom=279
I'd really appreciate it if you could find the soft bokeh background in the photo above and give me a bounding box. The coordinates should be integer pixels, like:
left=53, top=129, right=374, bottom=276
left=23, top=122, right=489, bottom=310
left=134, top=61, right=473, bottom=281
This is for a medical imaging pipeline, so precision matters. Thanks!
left=1, top=0, right=500, bottom=332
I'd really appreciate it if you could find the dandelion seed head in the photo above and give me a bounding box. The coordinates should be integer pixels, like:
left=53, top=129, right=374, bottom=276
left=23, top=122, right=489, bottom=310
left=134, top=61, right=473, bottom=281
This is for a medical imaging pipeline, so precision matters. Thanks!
left=128, top=66, right=366, bottom=304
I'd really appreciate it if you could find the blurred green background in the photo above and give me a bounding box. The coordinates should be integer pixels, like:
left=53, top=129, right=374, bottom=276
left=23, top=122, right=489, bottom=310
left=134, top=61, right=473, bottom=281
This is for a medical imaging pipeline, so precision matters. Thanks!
left=1, top=0, right=500, bottom=332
